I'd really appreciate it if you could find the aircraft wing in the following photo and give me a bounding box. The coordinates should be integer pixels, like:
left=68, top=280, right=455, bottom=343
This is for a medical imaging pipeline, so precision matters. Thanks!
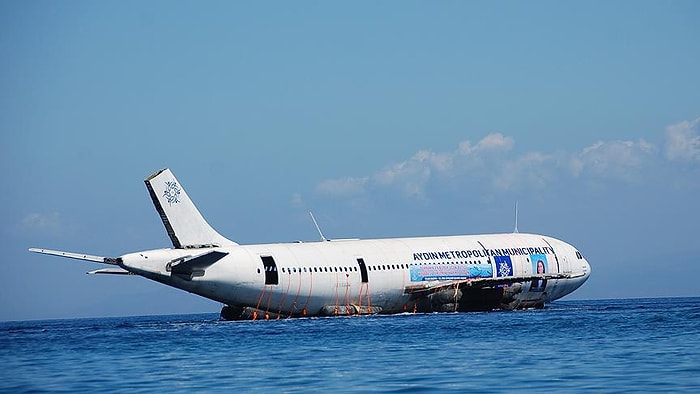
left=404, top=273, right=578, bottom=297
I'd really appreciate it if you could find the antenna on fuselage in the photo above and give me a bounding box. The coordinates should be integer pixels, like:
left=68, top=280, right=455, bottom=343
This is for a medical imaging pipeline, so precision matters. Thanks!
left=309, top=211, right=328, bottom=241
left=513, top=201, right=519, bottom=233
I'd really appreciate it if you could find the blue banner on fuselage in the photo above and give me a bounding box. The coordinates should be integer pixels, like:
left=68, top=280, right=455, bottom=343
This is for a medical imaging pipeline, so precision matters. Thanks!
left=410, top=264, right=493, bottom=282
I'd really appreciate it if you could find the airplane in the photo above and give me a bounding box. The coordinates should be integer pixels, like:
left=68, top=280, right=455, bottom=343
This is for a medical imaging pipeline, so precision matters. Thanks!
left=30, top=168, right=591, bottom=320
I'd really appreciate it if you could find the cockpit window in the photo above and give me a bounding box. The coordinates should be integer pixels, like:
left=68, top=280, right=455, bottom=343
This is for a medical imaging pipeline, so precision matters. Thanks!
left=576, top=251, right=583, bottom=259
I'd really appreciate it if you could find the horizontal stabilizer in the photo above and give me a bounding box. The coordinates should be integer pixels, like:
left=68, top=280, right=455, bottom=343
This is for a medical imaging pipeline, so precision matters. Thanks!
left=167, top=250, right=228, bottom=279
left=28, top=248, right=120, bottom=265
left=88, top=267, right=132, bottom=275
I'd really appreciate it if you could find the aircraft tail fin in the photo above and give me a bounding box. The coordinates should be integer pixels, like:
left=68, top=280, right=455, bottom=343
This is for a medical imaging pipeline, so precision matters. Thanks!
left=145, top=169, right=237, bottom=248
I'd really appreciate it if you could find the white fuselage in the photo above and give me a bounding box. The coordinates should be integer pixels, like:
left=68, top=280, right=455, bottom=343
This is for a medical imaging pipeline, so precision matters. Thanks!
left=120, top=232, right=591, bottom=317
left=30, top=169, right=592, bottom=319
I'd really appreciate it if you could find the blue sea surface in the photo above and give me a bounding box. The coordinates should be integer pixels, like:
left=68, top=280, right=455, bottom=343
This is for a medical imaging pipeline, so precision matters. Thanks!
left=2, top=297, right=699, bottom=392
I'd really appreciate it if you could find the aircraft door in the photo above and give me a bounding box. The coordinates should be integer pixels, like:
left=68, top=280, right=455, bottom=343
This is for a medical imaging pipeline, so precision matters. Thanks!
left=520, top=255, right=532, bottom=276
left=260, top=256, right=279, bottom=285
left=561, top=253, right=573, bottom=274
left=356, top=258, right=368, bottom=283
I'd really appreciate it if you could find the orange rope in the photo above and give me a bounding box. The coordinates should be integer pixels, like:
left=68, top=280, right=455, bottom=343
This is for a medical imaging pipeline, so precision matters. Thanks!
left=264, top=284, right=274, bottom=317
left=278, top=269, right=292, bottom=316
left=302, top=271, right=313, bottom=316
left=289, top=272, right=302, bottom=318
left=334, top=272, right=340, bottom=316
left=253, top=285, right=268, bottom=321
left=358, top=284, right=363, bottom=309
left=358, top=283, right=373, bottom=314
left=344, top=273, right=351, bottom=315
left=366, top=284, right=372, bottom=313
left=453, top=283, right=460, bottom=312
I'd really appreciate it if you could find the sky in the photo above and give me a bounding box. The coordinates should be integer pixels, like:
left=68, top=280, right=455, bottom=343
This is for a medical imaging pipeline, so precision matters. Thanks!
left=1, top=1, right=699, bottom=321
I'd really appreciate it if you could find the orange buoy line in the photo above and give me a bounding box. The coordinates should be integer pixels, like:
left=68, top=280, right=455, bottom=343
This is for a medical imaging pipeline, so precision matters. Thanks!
left=365, top=284, right=372, bottom=313
left=264, top=283, right=274, bottom=319
left=289, top=271, right=303, bottom=318
left=344, top=274, right=351, bottom=315
left=333, top=272, right=341, bottom=316
left=453, top=283, right=460, bottom=312
left=278, top=270, right=293, bottom=317
left=300, top=271, right=313, bottom=317
left=253, top=285, right=269, bottom=321
left=358, top=283, right=363, bottom=309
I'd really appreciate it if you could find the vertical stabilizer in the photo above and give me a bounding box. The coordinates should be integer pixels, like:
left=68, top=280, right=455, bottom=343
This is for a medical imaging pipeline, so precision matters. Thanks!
left=145, top=169, right=237, bottom=248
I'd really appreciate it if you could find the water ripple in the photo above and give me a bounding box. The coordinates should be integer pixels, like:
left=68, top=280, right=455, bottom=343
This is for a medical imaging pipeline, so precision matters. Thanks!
left=1, top=298, right=699, bottom=392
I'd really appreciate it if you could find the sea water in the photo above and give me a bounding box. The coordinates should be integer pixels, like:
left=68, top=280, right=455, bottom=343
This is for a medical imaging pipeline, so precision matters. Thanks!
left=1, top=297, right=698, bottom=392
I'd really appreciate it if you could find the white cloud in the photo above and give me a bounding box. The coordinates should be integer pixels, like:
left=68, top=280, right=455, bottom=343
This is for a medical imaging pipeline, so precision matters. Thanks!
left=466, top=132, right=515, bottom=153
left=315, top=177, right=368, bottom=197
left=290, top=193, right=304, bottom=208
left=665, top=118, right=700, bottom=162
left=373, top=150, right=444, bottom=199
left=315, top=120, right=698, bottom=201
left=316, top=132, right=523, bottom=200
left=371, top=133, right=514, bottom=198
left=369, top=133, right=515, bottom=199
left=20, top=212, right=63, bottom=235
left=494, top=151, right=558, bottom=191
left=572, top=139, right=656, bottom=181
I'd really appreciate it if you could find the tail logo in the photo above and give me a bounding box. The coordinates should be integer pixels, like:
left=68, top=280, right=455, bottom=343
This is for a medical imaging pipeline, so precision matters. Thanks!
left=163, top=181, right=181, bottom=206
